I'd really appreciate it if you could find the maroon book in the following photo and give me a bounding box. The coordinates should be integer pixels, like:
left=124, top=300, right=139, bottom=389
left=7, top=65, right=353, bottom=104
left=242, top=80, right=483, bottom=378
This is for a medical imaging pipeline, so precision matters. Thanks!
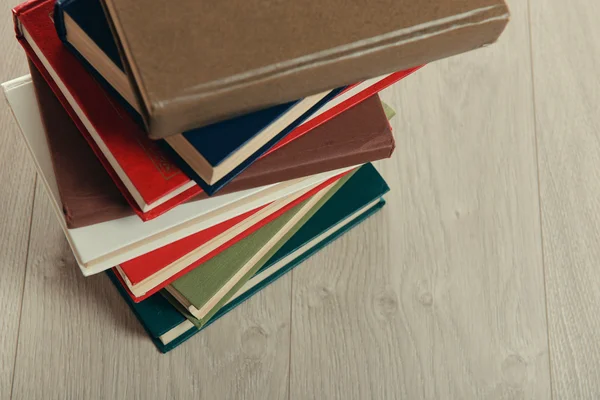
left=29, top=59, right=132, bottom=227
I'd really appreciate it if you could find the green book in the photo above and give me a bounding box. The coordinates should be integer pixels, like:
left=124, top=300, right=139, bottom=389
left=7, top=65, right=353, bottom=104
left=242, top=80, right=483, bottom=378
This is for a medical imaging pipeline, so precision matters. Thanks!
left=106, top=163, right=388, bottom=353
left=165, top=172, right=351, bottom=326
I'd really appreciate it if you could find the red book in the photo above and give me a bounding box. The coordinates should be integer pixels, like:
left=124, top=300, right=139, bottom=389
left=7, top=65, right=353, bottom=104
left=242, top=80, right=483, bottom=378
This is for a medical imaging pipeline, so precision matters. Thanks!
left=13, top=0, right=202, bottom=219
left=115, top=172, right=347, bottom=302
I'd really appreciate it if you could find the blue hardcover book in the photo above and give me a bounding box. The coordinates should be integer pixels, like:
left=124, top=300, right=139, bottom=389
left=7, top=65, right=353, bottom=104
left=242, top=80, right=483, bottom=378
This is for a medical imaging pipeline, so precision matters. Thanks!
left=160, top=89, right=343, bottom=195
left=54, top=0, right=341, bottom=195
left=106, top=163, right=389, bottom=352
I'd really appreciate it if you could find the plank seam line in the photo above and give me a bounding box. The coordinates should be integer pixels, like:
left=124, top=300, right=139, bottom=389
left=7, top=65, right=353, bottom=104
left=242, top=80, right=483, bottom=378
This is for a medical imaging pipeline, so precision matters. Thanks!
left=526, top=0, right=556, bottom=397
left=287, top=270, right=294, bottom=400
left=9, top=174, right=37, bottom=400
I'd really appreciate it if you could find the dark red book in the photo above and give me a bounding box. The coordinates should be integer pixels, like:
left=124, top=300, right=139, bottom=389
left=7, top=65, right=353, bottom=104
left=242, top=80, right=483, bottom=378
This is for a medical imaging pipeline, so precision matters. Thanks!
left=28, top=57, right=133, bottom=227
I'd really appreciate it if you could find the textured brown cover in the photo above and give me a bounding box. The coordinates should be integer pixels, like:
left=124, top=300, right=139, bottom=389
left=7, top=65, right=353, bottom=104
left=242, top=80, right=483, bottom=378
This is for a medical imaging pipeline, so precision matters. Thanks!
left=30, top=55, right=393, bottom=227
left=101, top=0, right=509, bottom=138
left=215, top=96, right=394, bottom=196
left=28, top=58, right=132, bottom=228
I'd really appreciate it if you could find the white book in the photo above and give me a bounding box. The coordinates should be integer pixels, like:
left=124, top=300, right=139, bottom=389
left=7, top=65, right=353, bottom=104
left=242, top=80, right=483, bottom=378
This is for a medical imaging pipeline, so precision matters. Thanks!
left=2, top=75, right=356, bottom=276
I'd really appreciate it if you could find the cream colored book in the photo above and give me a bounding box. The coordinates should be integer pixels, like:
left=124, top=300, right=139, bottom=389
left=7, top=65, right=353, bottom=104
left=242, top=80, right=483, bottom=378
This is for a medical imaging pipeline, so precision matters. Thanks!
left=2, top=75, right=356, bottom=276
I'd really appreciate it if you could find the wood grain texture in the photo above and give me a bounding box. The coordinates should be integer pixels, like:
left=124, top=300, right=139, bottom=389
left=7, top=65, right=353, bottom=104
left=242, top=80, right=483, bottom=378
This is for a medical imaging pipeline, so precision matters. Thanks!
left=289, top=0, right=551, bottom=398
left=10, top=182, right=291, bottom=399
left=0, top=1, right=36, bottom=397
left=530, top=0, right=600, bottom=397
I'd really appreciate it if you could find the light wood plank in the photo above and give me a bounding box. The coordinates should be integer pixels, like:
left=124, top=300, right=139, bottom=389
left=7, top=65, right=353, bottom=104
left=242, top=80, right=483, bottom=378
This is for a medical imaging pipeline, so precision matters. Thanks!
left=11, top=182, right=291, bottom=399
left=289, top=0, right=551, bottom=398
left=530, top=0, right=600, bottom=397
left=0, top=4, right=37, bottom=398
left=0, top=114, right=35, bottom=400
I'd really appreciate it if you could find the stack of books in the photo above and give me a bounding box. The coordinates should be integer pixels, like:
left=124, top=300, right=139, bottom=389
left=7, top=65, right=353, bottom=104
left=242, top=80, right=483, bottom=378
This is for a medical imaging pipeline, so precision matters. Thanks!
left=3, top=0, right=509, bottom=352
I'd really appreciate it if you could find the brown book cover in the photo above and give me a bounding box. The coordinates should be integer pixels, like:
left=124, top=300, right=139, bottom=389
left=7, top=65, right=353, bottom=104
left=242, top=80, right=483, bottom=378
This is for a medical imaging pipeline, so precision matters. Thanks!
left=28, top=59, right=393, bottom=228
left=99, top=0, right=509, bottom=138
left=219, top=97, right=394, bottom=195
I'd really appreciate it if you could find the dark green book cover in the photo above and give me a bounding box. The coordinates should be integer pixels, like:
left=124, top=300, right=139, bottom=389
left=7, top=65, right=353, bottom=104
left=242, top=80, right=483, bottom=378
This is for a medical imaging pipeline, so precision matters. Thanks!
left=106, top=163, right=389, bottom=352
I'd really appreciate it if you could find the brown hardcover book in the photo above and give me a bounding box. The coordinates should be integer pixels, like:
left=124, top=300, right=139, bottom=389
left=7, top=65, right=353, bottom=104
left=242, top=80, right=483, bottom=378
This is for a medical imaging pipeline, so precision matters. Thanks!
left=90, top=0, right=507, bottom=138
left=28, top=59, right=394, bottom=228
left=219, top=97, right=394, bottom=195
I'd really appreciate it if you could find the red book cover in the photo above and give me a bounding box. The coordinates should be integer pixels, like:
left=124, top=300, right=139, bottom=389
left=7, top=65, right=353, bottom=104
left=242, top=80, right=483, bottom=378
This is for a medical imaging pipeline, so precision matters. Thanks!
left=116, top=171, right=348, bottom=302
left=12, top=0, right=201, bottom=218
left=24, top=45, right=201, bottom=221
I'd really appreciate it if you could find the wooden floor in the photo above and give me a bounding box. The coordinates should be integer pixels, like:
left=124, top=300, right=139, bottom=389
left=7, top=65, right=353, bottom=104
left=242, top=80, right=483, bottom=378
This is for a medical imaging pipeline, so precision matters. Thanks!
left=1, top=0, right=598, bottom=398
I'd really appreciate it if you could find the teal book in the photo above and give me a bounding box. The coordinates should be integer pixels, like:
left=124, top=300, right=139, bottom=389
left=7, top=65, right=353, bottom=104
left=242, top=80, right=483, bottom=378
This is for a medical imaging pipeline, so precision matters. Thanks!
left=106, top=163, right=389, bottom=352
